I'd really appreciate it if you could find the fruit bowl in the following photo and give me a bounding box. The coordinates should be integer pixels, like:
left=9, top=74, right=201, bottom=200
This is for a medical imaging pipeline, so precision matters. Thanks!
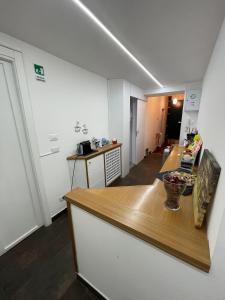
left=163, top=172, right=186, bottom=211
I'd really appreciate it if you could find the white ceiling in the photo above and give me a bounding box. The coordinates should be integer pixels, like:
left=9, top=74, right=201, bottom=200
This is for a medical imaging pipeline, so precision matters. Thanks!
left=0, top=0, right=225, bottom=89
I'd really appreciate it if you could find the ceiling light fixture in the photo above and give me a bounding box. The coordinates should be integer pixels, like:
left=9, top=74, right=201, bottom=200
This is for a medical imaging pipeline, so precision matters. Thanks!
left=172, top=98, right=178, bottom=105
left=72, top=0, right=164, bottom=88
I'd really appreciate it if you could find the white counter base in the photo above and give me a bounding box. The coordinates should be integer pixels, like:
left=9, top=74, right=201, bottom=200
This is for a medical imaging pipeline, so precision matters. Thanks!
left=71, top=205, right=224, bottom=300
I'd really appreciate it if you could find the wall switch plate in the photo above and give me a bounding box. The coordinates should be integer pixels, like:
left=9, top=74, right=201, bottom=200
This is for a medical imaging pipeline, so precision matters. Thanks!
left=51, top=146, right=60, bottom=153
left=48, top=134, right=58, bottom=141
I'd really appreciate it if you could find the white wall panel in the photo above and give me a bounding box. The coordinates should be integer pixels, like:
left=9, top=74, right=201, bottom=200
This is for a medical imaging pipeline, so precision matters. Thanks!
left=197, top=18, right=225, bottom=254
left=71, top=205, right=225, bottom=300
left=0, top=31, right=109, bottom=217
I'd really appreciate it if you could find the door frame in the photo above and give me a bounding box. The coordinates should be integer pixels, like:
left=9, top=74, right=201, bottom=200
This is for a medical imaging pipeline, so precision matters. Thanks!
left=135, top=98, right=146, bottom=164
left=130, top=97, right=137, bottom=167
left=130, top=97, right=147, bottom=166
left=145, top=91, right=186, bottom=144
left=166, top=96, right=184, bottom=141
left=0, top=44, right=51, bottom=227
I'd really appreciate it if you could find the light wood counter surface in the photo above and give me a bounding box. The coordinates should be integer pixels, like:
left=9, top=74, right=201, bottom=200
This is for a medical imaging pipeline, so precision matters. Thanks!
left=67, top=143, right=122, bottom=160
left=65, top=145, right=211, bottom=272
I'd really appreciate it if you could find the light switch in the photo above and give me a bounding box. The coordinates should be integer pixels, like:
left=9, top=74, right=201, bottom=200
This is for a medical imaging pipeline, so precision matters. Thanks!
left=51, top=146, right=60, bottom=153
left=48, top=134, right=58, bottom=141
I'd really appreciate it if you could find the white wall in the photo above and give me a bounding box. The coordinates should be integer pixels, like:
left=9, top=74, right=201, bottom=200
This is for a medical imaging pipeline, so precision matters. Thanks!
left=197, top=17, right=225, bottom=254
left=130, top=84, right=146, bottom=101
left=179, top=110, right=199, bottom=144
left=108, top=80, right=127, bottom=176
left=145, top=96, right=168, bottom=152
left=0, top=32, right=109, bottom=217
left=72, top=204, right=225, bottom=300
left=107, top=80, right=124, bottom=143
left=108, top=79, right=145, bottom=177
left=122, top=81, right=131, bottom=174
left=145, top=84, right=186, bottom=97
left=179, top=83, right=202, bottom=145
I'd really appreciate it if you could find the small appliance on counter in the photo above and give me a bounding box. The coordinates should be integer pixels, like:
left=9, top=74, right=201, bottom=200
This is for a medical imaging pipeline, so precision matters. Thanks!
left=77, top=140, right=93, bottom=156
left=92, top=137, right=101, bottom=150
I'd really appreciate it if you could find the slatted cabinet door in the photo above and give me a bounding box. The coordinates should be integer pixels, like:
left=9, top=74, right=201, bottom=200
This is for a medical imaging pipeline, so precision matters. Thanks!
left=105, top=148, right=121, bottom=186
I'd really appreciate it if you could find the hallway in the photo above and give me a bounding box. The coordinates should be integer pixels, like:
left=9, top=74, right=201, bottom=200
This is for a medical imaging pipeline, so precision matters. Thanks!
left=111, top=153, right=163, bottom=186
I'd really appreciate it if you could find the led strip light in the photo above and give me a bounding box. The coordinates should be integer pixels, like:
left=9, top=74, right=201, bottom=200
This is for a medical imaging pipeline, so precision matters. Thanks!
left=72, top=0, right=164, bottom=88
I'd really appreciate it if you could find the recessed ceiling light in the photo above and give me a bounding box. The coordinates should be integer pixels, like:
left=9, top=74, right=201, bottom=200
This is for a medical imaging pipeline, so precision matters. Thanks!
left=72, top=0, right=164, bottom=88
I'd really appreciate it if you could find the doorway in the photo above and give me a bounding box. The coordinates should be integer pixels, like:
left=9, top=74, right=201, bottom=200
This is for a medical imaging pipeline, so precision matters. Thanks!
left=165, top=95, right=184, bottom=145
left=129, top=97, right=146, bottom=168
left=145, top=93, right=184, bottom=153
left=0, top=59, right=42, bottom=255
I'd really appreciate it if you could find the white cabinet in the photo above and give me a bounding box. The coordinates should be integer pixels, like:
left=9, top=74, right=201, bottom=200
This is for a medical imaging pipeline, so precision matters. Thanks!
left=69, top=159, right=88, bottom=189
left=68, top=145, right=122, bottom=190
left=87, top=155, right=105, bottom=188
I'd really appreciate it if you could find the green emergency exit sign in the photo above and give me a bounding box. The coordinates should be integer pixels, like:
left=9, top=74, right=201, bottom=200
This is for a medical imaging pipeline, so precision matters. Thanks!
left=34, top=64, right=44, bottom=76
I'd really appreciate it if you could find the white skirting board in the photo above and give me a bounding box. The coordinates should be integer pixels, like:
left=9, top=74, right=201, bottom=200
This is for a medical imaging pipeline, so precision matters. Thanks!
left=4, top=225, right=38, bottom=252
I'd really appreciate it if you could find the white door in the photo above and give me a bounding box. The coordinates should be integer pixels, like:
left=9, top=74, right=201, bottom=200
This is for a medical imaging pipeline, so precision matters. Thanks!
left=136, top=100, right=146, bottom=164
left=0, top=59, right=42, bottom=255
left=87, top=155, right=105, bottom=188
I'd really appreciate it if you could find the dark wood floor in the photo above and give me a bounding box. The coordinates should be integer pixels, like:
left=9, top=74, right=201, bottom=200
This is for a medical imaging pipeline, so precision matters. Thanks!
left=111, top=153, right=163, bottom=186
left=0, top=153, right=162, bottom=300
left=0, top=212, right=100, bottom=300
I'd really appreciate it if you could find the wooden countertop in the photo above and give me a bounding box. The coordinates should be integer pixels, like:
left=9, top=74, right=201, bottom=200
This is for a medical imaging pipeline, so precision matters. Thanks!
left=65, top=145, right=211, bottom=272
left=67, top=143, right=122, bottom=160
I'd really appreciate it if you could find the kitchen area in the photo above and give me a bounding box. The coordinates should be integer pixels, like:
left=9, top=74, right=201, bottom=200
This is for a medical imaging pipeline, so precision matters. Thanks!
left=67, top=141, right=122, bottom=189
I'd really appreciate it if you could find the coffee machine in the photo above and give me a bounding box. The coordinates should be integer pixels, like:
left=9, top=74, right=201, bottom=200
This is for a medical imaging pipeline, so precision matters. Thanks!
left=77, top=140, right=93, bottom=156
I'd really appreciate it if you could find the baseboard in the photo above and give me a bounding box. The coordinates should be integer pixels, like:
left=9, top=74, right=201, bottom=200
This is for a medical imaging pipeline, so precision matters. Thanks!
left=4, top=225, right=39, bottom=252
left=52, top=207, right=67, bottom=221
left=77, top=274, right=108, bottom=300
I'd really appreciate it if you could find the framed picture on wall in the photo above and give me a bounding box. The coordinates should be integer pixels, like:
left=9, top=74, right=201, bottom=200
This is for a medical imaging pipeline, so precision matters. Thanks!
left=193, top=149, right=221, bottom=228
